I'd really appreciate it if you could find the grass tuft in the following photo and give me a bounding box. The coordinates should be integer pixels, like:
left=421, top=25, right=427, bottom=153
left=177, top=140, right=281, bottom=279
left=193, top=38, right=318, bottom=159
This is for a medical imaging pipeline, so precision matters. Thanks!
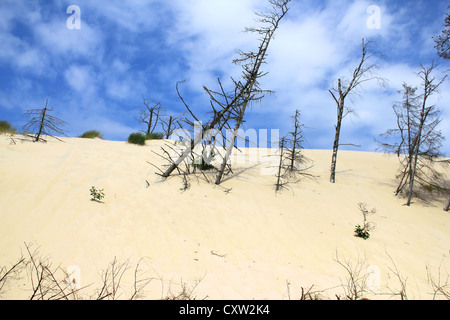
left=128, top=132, right=146, bottom=146
left=80, top=130, right=103, bottom=139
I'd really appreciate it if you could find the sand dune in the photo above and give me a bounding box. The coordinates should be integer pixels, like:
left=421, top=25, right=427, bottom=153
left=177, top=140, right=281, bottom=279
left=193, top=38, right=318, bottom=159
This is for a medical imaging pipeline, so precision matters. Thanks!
left=0, top=135, right=449, bottom=300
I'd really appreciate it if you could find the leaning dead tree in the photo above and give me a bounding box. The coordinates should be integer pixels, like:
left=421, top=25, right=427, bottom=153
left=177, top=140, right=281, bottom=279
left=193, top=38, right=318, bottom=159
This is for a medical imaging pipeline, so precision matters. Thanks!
left=329, top=39, right=381, bottom=183
left=23, top=99, right=68, bottom=142
left=377, top=63, right=448, bottom=206
left=155, top=0, right=291, bottom=184
left=214, top=1, right=291, bottom=184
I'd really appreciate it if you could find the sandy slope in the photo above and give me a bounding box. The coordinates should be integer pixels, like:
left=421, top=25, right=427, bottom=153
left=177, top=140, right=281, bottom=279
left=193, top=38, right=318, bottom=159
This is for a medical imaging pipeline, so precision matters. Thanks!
left=0, top=135, right=449, bottom=300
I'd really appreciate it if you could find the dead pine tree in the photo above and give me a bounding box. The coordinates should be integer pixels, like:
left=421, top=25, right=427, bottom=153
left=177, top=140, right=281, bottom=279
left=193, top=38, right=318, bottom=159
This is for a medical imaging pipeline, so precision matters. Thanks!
left=156, top=0, right=292, bottom=183
left=137, top=98, right=163, bottom=136
left=23, top=99, right=68, bottom=142
left=378, top=84, right=419, bottom=197
left=274, top=111, right=314, bottom=192
left=377, top=63, right=448, bottom=206
left=285, top=109, right=312, bottom=172
left=214, top=0, right=292, bottom=185
left=329, top=38, right=381, bottom=183
left=434, top=7, right=450, bottom=60
left=275, top=137, right=289, bottom=192
left=153, top=78, right=237, bottom=179
left=160, top=113, right=183, bottom=139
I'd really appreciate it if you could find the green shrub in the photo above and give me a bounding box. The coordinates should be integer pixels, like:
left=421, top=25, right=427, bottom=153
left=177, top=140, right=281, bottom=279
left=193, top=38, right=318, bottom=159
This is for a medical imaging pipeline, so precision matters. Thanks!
left=145, top=132, right=164, bottom=140
left=354, top=225, right=370, bottom=240
left=354, top=202, right=376, bottom=240
left=0, top=121, right=17, bottom=134
left=128, top=132, right=146, bottom=145
left=422, top=184, right=434, bottom=192
left=80, top=130, right=103, bottom=139
left=90, top=186, right=105, bottom=202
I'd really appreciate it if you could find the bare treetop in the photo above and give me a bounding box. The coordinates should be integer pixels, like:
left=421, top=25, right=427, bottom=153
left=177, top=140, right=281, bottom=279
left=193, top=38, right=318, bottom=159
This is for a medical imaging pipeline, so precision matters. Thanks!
left=434, top=8, right=450, bottom=60
left=329, top=39, right=383, bottom=183
left=136, top=98, right=163, bottom=135
left=23, top=99, right=68, bottom=143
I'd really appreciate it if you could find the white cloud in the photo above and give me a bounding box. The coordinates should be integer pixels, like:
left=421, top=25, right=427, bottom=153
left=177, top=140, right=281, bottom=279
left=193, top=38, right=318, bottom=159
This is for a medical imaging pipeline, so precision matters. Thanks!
left=165, top=0, right=261, bottom=92
left=64, top=65, right=97, bottom=94
left=82, top=0, right=162, bottom=33
left=265, top=17, right=340, bottom=91
left=34, top=19, right=104, bottom=59
left=111, top=59, right=130, bottom=74
left=0, top=33, right=47, bottom=75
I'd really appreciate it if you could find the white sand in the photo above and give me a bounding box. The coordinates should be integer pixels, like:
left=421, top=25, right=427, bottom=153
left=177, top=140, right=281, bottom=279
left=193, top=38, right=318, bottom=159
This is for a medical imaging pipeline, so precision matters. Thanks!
left=0, top=135, right=449, bottom=300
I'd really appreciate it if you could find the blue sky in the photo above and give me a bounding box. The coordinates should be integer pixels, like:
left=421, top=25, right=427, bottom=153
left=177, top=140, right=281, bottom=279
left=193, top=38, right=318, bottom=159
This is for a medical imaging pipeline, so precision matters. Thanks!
left=1, top=0, right=449, bottom=156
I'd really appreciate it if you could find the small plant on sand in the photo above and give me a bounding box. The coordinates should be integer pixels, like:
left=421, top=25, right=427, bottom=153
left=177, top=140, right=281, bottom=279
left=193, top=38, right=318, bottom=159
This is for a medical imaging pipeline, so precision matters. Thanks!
left=80, top=130, right=103, bottom=139
left=354, top=225, right=371, bottom=240
left=90, top=186, right=105, bottom=203
left=354, top=202, right=376, bottom=240
left=128, top=132, right=146, bottom=146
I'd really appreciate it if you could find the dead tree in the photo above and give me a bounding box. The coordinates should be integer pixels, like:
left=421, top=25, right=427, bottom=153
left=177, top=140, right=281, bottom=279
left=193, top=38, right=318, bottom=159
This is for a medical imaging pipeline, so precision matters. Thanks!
left=274, top=138, right=309, bottom=193
left=23, top=99, right=68, bottom=142
left=137, top=98, right=162, bottom=135
left=157, top=0, right=291, bottom=181
left=274, top=110, right=313, bottom=192
left=377, top=63, right=447, bottom=206
left=285, top=109, right=310, bottom=171
left=275, top=137, right=289, bottom=192
left=0, top=256, right=25, bottom=297
left=160, top=114, right=183, bottom=139
left=329, top=39, right=380, bottom=183
left=434, top=7, right=450, bottom=60
left=378, top=84, right=419, bottom=197
left=214, top=0, right=291, bottom=184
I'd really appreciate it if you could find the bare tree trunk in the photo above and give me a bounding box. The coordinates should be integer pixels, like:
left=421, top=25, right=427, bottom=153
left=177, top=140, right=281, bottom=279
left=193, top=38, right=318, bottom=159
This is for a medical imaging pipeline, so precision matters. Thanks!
left=275, top=138, right=286, bottom=192
left=35, top=99, right=48, bottom=142
left=147, top=111, right=154, bottom=135
left=330, top=81, right=344, bottom=184
left=406, top=125, right=422, bottom=206
left=407, top=66, right=438, bottom=206
left=444, top=197, right=450, bottom=211
left=395, top=157, right=412, bottom=196
left=289, top=109, right=300, bottom=171
left=164, top=116, right=173, bottom=139
left=328, top=38, right=379, bottom=183
left=215, top=79, right=253, bottom=185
